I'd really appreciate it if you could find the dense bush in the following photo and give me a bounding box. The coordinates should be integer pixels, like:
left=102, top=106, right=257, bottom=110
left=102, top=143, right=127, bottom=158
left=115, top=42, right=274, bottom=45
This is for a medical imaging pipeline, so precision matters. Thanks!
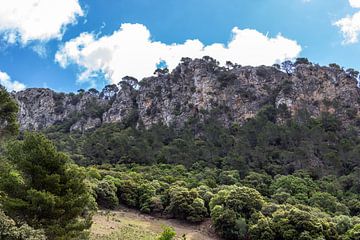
left=0, top=210, right=46, bottom=240
left=209, top=186, right=263, bottom=239
left=164, top=185, right=207, bottom=222
left=95, top=179, right=119, bottom=209
left=250, top=204, right=338, bottom=240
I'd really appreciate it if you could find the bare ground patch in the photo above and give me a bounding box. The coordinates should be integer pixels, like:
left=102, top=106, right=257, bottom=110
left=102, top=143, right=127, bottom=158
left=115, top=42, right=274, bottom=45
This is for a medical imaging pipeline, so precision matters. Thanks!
left=90, top=206, right=220, bottom=240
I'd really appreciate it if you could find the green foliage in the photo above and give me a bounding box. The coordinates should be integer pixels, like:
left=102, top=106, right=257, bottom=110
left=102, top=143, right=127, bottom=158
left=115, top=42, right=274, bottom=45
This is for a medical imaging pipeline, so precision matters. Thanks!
left=157, top=226, right=176, bottom=240
left=115, top=179, right=138, bottom=207
left=242, top=171, right=272, bottom=196
left=0, top=86, right=19, bottom=139
left=138, top=181, right=161, bottom=213
left=53, top=92, right=66, bottom=114
left=209, top=186, right=263, bottom=239
left=95, top=179, right=119, bottom=209
left=294, top=57, right=310, bottom=65
left=0, top=133, right=95, bottom=239
left=345, top=224, right=360, bottom=240
left=45, top=105, right=360, bottom=179
left=83, top=99, right=109, bottom=119
left=0, top=209, right=46, bottom=240
left=86, top=162, right=360, bottom=240
left=164, top=186, right=207, bottom=222
left=250, top=204, right=338, bottom=240
left=270, top=174, right=318, bottom=204
left=211, top=206, right=248, bottom=240
left=309, top=192, right=349, bottom=215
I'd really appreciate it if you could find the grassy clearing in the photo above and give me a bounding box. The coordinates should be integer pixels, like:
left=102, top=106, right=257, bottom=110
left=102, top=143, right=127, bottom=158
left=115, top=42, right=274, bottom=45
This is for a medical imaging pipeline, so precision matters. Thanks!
left=90, top=207, right=219, bottom=240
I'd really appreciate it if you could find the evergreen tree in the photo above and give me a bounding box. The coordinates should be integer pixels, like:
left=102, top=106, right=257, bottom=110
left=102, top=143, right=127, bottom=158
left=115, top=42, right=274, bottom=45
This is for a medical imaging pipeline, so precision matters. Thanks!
left=0, top=86, right=19, bottom=139
left=1, top=133, right=95, bottom=239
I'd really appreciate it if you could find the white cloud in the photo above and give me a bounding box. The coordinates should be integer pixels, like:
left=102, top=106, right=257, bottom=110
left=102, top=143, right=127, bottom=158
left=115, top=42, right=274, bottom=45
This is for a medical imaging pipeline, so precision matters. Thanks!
left=0, top=0, right=83, bottom=44
left=0, top=70, right=25, bottom=92
left=55, top=23, right=301, bottom=85
left=350, top=0, right=360, bottom=8
left=334, top=0, right=360, bottom=44
left=334, top=12, right=360, bottom=44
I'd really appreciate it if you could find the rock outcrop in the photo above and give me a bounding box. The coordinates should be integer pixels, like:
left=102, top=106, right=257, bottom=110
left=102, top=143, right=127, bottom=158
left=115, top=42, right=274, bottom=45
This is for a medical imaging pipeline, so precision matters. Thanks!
left=14, top=58, right=360, bottom=132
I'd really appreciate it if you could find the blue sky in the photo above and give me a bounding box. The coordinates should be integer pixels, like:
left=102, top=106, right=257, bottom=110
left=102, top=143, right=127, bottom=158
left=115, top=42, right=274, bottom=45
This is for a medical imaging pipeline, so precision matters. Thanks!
left=0, top=0, right=359, bottom=92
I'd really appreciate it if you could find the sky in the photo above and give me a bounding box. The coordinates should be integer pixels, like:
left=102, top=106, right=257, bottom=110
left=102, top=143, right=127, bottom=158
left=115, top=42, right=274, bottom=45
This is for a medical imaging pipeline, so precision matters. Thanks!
left=0, top=0, right=360, bottom=92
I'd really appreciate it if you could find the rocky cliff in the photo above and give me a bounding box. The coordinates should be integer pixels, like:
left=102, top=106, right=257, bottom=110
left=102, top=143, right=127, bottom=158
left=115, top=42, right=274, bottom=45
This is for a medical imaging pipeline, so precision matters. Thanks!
left=14, top=57, right=360, bottom=132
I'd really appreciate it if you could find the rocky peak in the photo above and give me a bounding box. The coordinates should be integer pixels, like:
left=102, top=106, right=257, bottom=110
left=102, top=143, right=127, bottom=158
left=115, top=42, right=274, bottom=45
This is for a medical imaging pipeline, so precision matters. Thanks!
left=14, top=57, right=360, bottom=132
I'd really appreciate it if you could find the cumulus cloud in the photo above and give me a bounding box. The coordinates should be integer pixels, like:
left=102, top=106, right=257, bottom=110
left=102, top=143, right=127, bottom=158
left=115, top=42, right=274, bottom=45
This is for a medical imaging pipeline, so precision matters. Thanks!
left=0, top=0, right=83, bottom=44
left=349, top=0, right=360, bottom=8
left=55, top=23, right=301, bottom=85
left=334, top=0, right=360, bottom=44
left=334, top=12, right=360, bottom=44
left=0, top=70, right=26, bottom=92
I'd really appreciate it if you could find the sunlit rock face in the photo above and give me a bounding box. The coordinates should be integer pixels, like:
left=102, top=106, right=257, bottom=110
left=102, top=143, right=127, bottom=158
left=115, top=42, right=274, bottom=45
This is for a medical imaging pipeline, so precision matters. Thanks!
left=15, top=58, right=360, bottom=132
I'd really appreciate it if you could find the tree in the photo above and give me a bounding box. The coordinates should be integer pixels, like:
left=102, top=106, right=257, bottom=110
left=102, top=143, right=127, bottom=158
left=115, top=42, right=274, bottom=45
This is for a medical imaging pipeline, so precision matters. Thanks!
left=210, top=186, right=264, bottom=219
left=225, top=61, right=234, bottom=70
left=242, top=171, right=273, bottom=197
left=1, top=133, right=95, bottom=239
left=294, top=57, right=310, bottom=65
left=211, top=206, right=248, bottom=240
left=154, top=68, right=169, bottom=76
left=120, top=76, right=139, bottom=89
left=117, top=179, right=139, bottom=207
left=272, top=63, right=281, bottom=70
left=138, top=181, right=161, bottom=214
left=270, top=174, right=318, bottom=198
left=248, top=215, right=275, bottom=240
left=88, top=88, right=99, bottom=95
left=157, top=226, right=176, bottom=240
left=95, top=179, right=119, bottom=209
left=329, top=63, right=341, bottom=70
left=346, top=68, right=359, bottom=79
left=209, top=186, right=264, bottom=239
left=0, top=86, right=19, bottom=139
left=101, top=84, right=118, bottom=100
left=281, top=60, right=294, bottom=75
left=180, top=57, right=192, bottom=64
left=164, top=186, right=207, bottom=223
left=309, top=192, right=349, bottom=215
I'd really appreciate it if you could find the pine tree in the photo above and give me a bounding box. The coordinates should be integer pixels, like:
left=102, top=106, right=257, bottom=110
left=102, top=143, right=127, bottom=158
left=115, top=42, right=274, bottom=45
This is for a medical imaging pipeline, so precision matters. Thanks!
left=1, top=133, right=96, bottom=239
left=0, top=86, right=19, bottom=139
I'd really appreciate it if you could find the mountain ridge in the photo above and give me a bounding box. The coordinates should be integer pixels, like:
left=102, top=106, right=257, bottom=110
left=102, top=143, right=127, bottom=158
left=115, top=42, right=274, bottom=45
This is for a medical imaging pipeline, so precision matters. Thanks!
left=14, top=57, right=360, bottom=132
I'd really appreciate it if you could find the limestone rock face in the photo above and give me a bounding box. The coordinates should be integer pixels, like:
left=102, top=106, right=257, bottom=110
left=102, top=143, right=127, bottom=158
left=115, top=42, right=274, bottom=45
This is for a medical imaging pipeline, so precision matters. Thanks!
left=14, top=58, right=360, bottom=132
left=137, top=59, right=288, bottom=128
left=15, top=88, right=110, bottom=131
left=16, top=88, right=60, bottom=130
left=70, top=117, right=102, bottom=132
left=103, top=83, right=137, bottom=124
left=275, top=64, right=360, bottom=125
